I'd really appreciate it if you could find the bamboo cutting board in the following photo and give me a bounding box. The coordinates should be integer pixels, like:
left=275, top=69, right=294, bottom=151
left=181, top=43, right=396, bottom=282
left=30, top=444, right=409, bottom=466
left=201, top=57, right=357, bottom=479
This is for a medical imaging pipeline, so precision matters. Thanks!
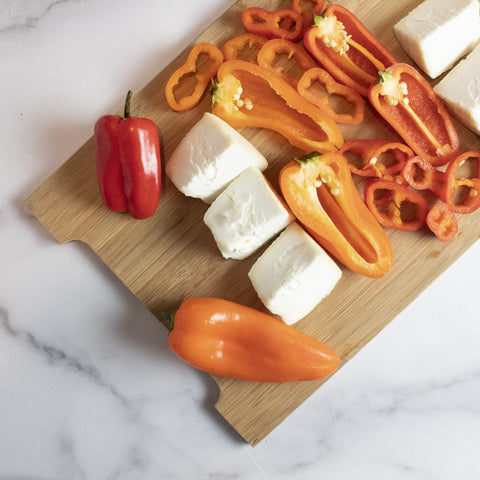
left=25, top=0, right=480, bottom=446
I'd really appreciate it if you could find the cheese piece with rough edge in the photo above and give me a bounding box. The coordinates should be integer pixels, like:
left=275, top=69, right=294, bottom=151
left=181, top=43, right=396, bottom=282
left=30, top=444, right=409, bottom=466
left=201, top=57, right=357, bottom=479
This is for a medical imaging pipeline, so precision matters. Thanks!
left=393, top=0, right=480, bottom=79
left=203, top=167, right=293, bottom=260
left=166, top=112, right=268, bottom=203
left=248, top=222, right=342, bottom=325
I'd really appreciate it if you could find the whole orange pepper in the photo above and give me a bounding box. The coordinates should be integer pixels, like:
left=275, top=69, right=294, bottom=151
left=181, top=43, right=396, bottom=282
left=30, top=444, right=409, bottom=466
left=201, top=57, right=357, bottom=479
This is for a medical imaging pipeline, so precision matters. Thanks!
left=279, top=152, right=393, bottom=278
left=165, top=42, right=224, bottom=112
left=168, top=297, right=340, bottom=383
left=211, top=60, right=343, bottom=153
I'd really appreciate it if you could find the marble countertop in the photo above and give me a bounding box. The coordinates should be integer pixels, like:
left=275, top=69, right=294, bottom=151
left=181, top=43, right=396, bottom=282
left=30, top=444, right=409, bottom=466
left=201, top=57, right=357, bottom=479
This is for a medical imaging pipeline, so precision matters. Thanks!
left=2, top=0, right=480, bottom=478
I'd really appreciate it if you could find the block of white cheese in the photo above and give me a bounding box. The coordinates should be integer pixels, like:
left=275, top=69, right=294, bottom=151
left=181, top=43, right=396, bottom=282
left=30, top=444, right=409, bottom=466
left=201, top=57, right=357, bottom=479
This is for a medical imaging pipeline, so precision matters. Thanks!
left=393, top=0, right=480, bottom=79
left=204, top=167, right=293, bottom=260
left=166, top=112, right=268, bottom=203
left=248, top=222, right=342, bottom=325
left=434, top=43, right=480, bottom=135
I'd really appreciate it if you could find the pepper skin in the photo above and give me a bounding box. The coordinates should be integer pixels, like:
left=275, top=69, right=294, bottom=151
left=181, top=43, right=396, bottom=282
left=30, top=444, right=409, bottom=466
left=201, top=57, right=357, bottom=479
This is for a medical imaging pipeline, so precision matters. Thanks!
left=211, top=60, right=343, bottom=153
left=297, top=67, right=365, bottom=125
left=279, top=152, right=393, bottom=278
left=368, top=64, right=459, bottom=166
left=165, top=42, right=224, bottom=112
left=222, top=33, right=268, bottom=62
left=339, top=139, right=414, bottom=177
left=242, top=7, right=304, bottom=43
left=442, top=150, right=480, bottom=214
left=168, top=297, right=340, bottom=383
left=257, top=38, right=317, bottom=88
left=364, top=178, right=428, bottom=232
left=303, top=6, right=397, bottom=97
left=426, top=202, right=458, bottom=242
left=94, top=91, right=162, bottom=219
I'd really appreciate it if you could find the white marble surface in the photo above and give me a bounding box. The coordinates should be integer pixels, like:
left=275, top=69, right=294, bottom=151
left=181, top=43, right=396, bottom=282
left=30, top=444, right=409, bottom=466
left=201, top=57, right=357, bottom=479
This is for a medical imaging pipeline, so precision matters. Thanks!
left=1, top=0, right=480, bottom=478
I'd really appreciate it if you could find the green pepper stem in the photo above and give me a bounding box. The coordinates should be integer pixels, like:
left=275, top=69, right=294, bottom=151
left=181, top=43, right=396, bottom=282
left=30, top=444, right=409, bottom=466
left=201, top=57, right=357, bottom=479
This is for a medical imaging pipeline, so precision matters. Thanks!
left=124, top=90, right=133, bottom=118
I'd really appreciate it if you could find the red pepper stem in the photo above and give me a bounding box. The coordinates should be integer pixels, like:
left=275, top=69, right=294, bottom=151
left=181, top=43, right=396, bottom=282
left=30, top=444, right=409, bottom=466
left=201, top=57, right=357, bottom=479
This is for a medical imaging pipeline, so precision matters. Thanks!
left=124, top=90, right=133, bottom=118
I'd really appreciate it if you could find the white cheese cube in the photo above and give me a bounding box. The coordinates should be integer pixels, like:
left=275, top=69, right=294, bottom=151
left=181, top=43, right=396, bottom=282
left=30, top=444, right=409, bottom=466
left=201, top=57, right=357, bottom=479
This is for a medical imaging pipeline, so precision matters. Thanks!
left=248, top=222, right=342, bottom=325
left=393, top=0, right=480, bottom=79
left=434, top=44, right=480, bottom=135
left=204, top=167, right=293, bottom=260
left=166, top=112, right=268, bottom=203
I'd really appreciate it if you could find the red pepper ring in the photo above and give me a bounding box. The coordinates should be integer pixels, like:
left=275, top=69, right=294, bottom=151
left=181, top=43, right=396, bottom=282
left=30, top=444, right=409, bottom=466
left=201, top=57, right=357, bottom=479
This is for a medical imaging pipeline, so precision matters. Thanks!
left=291, top=0, right=325, bottom=32
left=242, top=7, right=304, bottom=43
left=340, top=139, right=413, bottom=177
left=297, top=68, right=365, bottom=125
left=364, top=178, right=428, bottom=232
left=426, top=202, right=458, bottom=242
left=221, top=33, right=268, bottom=62
left=257, top=38, right=317, bottom=88
left=402, top=155, right=445, bottom=199
left=443, top=150, right=480, bottom=214
left=165, top=42, right=224, bottom=112
left=94, top=91, right=162, bottom=220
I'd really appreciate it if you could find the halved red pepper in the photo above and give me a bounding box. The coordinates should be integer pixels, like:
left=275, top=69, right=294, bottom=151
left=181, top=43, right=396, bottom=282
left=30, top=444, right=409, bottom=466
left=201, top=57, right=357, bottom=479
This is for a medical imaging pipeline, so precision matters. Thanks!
left=402, top=155, right=445, bottom=199
left=94, top=91, right=162, bottom=219
left=211, top=60, right=343, bottom=153
left=297, top=67, right=365, bottom=125
left=426, top=202, right=458, bottom=242
left=364, top=178, right=428, bottom=232
left=368, top=64, right=459, bottom=166
left=221, top=33, right=267, bottom=62
left=279, top=152, right=393, bottom=278
left=168, top=297, right=340, bottom=383
left=242, top=7, right=304, bottom=43
left=303, top=5, right=397, bottom=97
left=442, top=150, right=480, bottom=214
left=291, top=0, right=325, bottom=32
left=340, top=139, right=414, bottom=177
left=165, top=42, right=224, bottom=112
left=256, top=38, right=317, bottom=88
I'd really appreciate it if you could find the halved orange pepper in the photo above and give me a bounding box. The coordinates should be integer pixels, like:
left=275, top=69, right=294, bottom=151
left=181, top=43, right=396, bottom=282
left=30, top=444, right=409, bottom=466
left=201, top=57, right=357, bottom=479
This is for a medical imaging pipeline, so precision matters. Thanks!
left=257, top=38, right=317, bottom=88
left=340, top=139, right=414, bottom=177
left=368, top=64, right=459, bottom=166
left=221, top=33, right=268, bottom=62
left=279, top=152, right=393, bottom=278
left=242, top=7, right=304, bottom=43
left=303, top=5, right=397, bottom=97
left=211, top=60, right=343, bottom=153
left=297, top=68, right=365, bottom=125
left=165, top=42, right=224, bottom=112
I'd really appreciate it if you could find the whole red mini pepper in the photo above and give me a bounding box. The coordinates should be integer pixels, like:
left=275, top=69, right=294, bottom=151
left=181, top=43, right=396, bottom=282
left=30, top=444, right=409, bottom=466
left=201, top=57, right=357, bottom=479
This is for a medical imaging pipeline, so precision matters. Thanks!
left=168, top=297, right=340, bottom=383
left=94, top=91, right=162, bottom=219
left=364, top=178, right=428, bottom=232
left=368, top=64, right=459, bottom=166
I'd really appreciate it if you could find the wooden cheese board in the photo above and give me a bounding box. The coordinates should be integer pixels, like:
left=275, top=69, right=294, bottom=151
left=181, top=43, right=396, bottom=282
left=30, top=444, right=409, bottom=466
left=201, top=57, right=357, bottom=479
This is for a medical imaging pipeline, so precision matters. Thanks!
left=24, top=0, right=480, bottom=446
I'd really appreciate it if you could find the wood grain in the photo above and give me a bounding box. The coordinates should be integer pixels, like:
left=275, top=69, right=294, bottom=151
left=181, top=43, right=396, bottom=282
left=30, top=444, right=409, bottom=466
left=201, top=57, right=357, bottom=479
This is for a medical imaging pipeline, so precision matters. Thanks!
left=24, top=0, right=480, bottom=446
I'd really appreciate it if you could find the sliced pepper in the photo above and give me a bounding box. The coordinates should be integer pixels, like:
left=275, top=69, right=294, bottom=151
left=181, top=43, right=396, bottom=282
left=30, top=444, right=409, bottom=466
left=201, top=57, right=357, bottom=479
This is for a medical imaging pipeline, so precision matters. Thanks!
left=426, top=202, right=458, bottom=242
left=442, top=150, right=480, bottom=214
left=339, top=139, right=414, bottom=177
left=221, top=33, right=268, bottom=62
left=291, top=0, right=325, bottom=32
left=279, top=152, right=393, bottom=278
left=402, top=155, right=445, bottom=199
left=168, top=297, right=340, bottom=383
left=211, top=60, right=344, bottom=153
left=297, top=67, right=364, bottom=125
left=165, top=42, right=224, bottom=112
left=94, top=91, right=162, bottom=219
left=242, top=7, right=304, bottom=43
left=368, top=64, right=459, bottom=166
left=364, top=178, right=428, bottom=232
left=257, top=38, right=317, bottom=88
left=303, top=6, right=397, bottom=97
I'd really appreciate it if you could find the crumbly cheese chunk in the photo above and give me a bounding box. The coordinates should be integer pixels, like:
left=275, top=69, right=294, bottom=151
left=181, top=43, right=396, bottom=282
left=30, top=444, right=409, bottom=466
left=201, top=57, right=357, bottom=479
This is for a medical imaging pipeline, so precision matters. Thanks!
left=204, top=167, right=293, bottom=260
left=166, top=112, right=268, bottom=203
left=434, top=43, right=480, bottom=135
left=248, top=222, right=342, bottom=325
left=393, top=0, right=480, bottom=79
